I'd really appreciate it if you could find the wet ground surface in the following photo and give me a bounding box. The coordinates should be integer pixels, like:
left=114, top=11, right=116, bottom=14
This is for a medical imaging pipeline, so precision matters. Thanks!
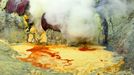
left=11, top=43, right=124, bottom=75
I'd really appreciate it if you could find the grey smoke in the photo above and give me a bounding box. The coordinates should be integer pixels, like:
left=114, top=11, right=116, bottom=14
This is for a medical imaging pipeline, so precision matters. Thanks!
left=96, top=0, right=134, bottom=18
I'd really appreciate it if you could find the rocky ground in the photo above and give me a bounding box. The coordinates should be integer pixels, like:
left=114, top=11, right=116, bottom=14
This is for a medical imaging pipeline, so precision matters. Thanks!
left=0, top=40, right=73, bottom=75
left=0, top=0, right=134, bottom=74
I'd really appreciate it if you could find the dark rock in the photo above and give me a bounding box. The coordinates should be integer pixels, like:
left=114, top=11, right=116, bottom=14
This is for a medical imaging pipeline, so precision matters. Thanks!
left=45, top=29, right=66, bottom=45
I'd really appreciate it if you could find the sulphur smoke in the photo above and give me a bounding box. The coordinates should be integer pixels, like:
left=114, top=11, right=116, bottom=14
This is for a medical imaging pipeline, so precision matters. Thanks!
left=29, top=0, right=134, bottom=44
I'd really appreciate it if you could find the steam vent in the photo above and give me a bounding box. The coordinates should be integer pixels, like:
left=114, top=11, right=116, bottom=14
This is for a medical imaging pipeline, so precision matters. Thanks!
left=0, top=0, right=134, bottom=75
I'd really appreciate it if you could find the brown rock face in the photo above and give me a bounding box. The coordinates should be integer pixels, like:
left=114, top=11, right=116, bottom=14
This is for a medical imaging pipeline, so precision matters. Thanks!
left=41, top=13, right=60, bottom=32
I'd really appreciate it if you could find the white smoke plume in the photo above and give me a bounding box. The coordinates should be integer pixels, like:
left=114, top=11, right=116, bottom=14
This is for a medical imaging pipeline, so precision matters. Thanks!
left=44, top=0, right=101, bottom=44
left=29, top=0, right=134, bottom=44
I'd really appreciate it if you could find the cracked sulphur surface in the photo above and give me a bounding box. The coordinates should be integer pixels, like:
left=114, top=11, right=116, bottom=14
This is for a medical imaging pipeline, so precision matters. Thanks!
left=11, top=44, right=124, bottom=75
